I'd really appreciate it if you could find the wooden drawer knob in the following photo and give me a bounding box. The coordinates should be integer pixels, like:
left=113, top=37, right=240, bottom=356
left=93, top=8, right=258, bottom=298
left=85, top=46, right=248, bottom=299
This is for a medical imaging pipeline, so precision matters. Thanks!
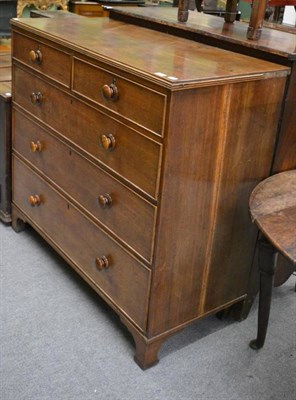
left=102, top=82, right=118, bottom=101
left=30, top=140, right=42, bottom=153
left=96, top=256, right=110, bottom=270
left=98, top=193, right=112, bottom=209
left=30, top=92, right=43, bottom=105
left=29, top=194, right=41, bottom=207
left=29, top=49, right=43, bottom=64
left=100, top=133, right=115, bottom=150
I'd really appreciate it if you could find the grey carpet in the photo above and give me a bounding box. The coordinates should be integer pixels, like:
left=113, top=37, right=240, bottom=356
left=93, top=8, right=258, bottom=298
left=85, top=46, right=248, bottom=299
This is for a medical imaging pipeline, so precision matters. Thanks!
left=0, top=221, right=295, bottom=400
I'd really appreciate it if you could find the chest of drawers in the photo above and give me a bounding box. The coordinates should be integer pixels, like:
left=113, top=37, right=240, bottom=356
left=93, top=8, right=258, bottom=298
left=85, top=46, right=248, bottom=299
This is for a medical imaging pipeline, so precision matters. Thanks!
left=11, top=17, right=290, bottom=369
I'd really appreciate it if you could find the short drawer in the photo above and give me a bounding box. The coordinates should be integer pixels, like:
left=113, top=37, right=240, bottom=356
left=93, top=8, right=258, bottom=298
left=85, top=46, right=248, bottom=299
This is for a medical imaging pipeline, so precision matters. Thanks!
left=13, top=110, right=156, bottom=262
left=12, top=156, right=151, bottom=331
left=13, top=66, right=162, bottom=199
left=13, top=32, right=71, bottom=87
left=73, top=58, right=167, bottom=136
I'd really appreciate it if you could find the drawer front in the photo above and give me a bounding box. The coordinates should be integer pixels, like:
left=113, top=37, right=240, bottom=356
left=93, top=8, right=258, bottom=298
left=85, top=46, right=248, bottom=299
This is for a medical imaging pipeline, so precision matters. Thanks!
left=13, top=156, right=151, bottom=331
left=13, top=110, right=156, bottom=262
left=73, top=58, right=166, bottom=136
left=14, top=66, right=162, bottom=199
left=13, top=32, right=71, bottom=87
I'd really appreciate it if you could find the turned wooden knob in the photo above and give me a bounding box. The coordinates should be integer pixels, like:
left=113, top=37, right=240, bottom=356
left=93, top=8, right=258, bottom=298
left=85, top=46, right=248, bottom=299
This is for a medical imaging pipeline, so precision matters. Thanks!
left=98, top=193, right=112, bottom=209
left=30, top=92, right=43, bottom=105
left=29, top=194, right=41, bottom=207
left=96, top=256, right=110, bottom=270
left=100, top=133, right=115, bottom=150
left=29, top=49, right=43, bottom=64
left=102, top=82, right=119, bottom=101
left=30, top=140, right=42, bottom=153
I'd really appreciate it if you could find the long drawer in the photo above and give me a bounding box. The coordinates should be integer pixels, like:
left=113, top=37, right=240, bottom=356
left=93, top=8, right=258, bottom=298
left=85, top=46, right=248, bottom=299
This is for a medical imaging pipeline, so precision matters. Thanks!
left=73, top=57, right=167, bottom=137
left=13, top=66, right=162, bottom=199
left=13, top=110, right=156, bottom=262
left=12, top=156, right=151, bottom=330
left=13, top=32, right=71, bottom=88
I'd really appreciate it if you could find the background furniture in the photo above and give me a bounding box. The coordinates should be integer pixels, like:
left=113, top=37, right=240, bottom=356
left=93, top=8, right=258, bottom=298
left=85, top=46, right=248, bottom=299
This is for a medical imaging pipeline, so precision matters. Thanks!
left=11, top=16, right=289, bottom=368
left=0, top=91, right=12, bottom=223
left=249, top=170, right=296, bottom=349
left=177, top=0, right=296, bottom=38
left=0, top=0, right=17, bottom=37
left=16, top=0, right=67, bottom=17
left=240, top=0, right=296, bottom=39
left=68, top=0, right=145, bottom=18
left=30, top=7, right=84, bottom=16
left=183, top=0, right=242, bottom=19
left=68, top=0, right=109, bottom=17
left=0, top=39, right=12, bottom=223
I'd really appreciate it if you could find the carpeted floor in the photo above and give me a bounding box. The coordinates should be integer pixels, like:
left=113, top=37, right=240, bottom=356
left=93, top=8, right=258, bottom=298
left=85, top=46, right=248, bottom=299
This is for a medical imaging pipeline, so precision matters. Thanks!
left=0, top=221, right=295, bottom=400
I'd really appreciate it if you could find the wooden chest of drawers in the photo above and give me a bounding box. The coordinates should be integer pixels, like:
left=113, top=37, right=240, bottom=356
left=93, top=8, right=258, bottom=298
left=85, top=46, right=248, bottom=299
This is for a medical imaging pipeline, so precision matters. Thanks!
left=11, top=17, right=290, bottom=368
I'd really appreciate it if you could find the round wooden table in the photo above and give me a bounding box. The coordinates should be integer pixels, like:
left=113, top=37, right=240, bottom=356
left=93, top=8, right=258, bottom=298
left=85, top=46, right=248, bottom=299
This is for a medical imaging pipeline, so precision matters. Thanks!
left=249, top=169, right=296, bottom=349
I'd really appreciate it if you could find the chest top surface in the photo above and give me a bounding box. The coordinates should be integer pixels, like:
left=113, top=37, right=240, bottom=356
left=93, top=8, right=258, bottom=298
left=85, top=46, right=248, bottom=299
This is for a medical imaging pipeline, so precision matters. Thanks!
left=11, top=17, right=289, bottom=88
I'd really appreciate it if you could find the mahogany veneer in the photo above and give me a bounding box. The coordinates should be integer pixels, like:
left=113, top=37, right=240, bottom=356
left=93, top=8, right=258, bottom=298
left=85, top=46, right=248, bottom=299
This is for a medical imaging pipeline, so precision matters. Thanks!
left=11, top=17, right=290, bottom=368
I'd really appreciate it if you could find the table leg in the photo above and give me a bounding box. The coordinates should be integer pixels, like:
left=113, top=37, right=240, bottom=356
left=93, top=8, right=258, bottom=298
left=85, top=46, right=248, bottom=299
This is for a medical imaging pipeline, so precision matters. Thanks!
left=247, top=0, right=269, bottom=40
left=195, top=0, right=203, bottom=12
left=250, top=236, right=277, bottom=350
left=178, top=0, right=190, bottom=22
left=224, top=0, right=238, bottom=23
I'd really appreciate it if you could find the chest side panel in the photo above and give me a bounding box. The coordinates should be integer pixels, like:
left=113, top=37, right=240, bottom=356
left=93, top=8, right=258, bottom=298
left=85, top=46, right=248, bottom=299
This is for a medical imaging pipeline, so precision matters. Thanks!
left=148, top=75, right=287, bottom=336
